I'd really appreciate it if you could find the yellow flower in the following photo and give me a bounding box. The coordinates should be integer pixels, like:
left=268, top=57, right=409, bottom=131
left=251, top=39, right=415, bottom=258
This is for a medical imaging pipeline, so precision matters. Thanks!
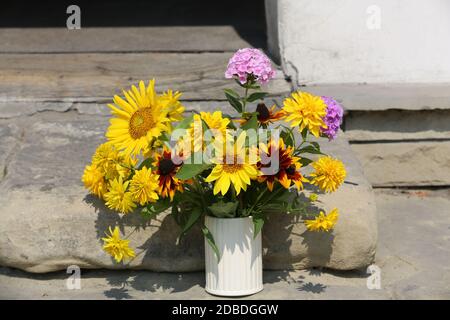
left=309, top=193, right=318, bottom=202
left=282, top=91, right=327, bottom=137
left=102, top=226, right=136, bottom=263
left=161, top=89, right=185, bottom=122
left=305, top=208, right=339, bottom=232
left=91, top=143, right=136, bottom=180
left=82, top=164, right=107, bottom=198
left=129, top=167, right=159, bottom=205
left=205, top=131, right=259, bottom=195
left=105, top=80, right=173, bottom=157
left=310, top=156, right=346, bottom=193
left=104, top=177, right=136, bottom=214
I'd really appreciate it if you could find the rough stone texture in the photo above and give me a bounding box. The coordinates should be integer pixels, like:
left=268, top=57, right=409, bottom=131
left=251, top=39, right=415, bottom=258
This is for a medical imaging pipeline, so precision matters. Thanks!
left=0, top=189, right=448, bottom=299
left=0, top=112, right=376, bottom=273
left=351, top=141, right=450, bottom=186
left=345, top=109, right=450, bottom=141
left=0, top=53, right=290, bottom=102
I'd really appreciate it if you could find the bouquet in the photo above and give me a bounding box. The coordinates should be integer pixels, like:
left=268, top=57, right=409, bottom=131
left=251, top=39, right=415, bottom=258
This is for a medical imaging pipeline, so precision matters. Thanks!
left=82, top=48, right=346, bottom=263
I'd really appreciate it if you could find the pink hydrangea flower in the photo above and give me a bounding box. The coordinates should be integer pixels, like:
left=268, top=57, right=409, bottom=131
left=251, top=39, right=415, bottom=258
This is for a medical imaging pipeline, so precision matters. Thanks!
left=225, top=48, right=276, bottom=85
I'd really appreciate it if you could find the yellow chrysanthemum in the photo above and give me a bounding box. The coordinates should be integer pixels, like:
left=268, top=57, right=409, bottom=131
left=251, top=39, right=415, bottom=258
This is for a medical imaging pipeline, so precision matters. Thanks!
left=310, top=156, right=346, bottom=193
left=82, top=164, right=107, bottom=198
left=305, top=208, right=339, bottom=232
left=282, top=91, right=327, bottom=137
left=205, top=131, right=259, bottom=195
left=104, top=177, right=136, bottom=214
left=129, top=167, right=159, bottom=205
left=106, top=80, right=173, bottom=157
left=91, top=143, right=137, bottom=180
left=102, top=226, right=136, bottom=263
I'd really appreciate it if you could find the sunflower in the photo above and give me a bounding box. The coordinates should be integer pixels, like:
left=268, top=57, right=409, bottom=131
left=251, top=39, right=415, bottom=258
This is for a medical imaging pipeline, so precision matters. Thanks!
left=102, top=226, right=136, bottom=263
left=304, top=208, right=339, bottom=232
left=129, top=167, right=159, bottom=205
left=82, top=164, right=107, bottom=198
left=153, top=147, right=184, bottom=201
left=258, top=138, right=308, bottom=191
left=310, top=156, right=346, bottom=193
left=104, top=177, right=136, bottom=214
left=282, top=91, right=327, bottom=137
left=205, top=131, right=259, bottom=195
left=105, top=80, right=173, bottom=157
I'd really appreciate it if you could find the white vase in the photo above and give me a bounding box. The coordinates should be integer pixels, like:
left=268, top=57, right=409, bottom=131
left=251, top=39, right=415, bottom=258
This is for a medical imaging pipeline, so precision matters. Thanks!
left=204, top=215, right=263, bottom=296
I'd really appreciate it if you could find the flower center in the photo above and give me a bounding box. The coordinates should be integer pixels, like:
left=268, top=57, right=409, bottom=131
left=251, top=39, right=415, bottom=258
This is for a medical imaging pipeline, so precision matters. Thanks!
left=256, top=103, right=270, bottom=122
left=159, top=158, right=176, bottom=176
left=285, top=165, right=296, bottom=175
left=129, top=108, right=154, bottom=139
left=222, top=163, right=243, bottom=173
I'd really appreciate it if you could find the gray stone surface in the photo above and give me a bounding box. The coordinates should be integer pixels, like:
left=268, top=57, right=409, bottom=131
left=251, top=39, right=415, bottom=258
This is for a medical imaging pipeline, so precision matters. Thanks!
left=0, top=111, right=376, bottom=273
left=345, top=109, right=450, bottom=141
left=0, top=53, right=290, bottom=102
left=0, top=189, right=448, bottom=299
left=351, top=141, right=450, bottom=187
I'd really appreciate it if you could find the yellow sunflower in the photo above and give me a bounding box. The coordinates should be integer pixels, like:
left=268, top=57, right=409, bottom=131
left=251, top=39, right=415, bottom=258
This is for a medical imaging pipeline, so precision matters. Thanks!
left=106, top=80, right=173, bottom=157
left=82, top=164, right=107, bottom=198
left=205, top=131, right=259, bottom=195
left=104, top=177, right=136, bottom=214
left=304, top=208, right=339, bottom=232
left=310, top=156, right=346, bottom=193
left=129, top=167, right=159, bottom=205
left=161, top=89, right=185, bottom=122
left=102, top=226, right=136, bottom=263
left=282, top=91, right=327, bottom=137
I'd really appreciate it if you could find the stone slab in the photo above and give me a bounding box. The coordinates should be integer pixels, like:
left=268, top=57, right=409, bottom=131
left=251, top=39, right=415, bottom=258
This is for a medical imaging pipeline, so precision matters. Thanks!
left=0, top=189, right=448, bottom=299
left=345, top=109, right=450, bottom=141
left=351, top=141, right=450, bottom=186
left=0, top=53, right=290, bottom=102
left=0, top=112, right=376, bottom=273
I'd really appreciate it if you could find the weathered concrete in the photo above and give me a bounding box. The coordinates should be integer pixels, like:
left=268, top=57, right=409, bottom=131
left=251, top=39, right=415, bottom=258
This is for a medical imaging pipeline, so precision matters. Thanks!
left=0, top=189, right=448, bottom=299
left=0, top=112, right=376, bottom=273
left=271, top=0, right=450, bottom=84
left=351, top=141, right=450, bottom=187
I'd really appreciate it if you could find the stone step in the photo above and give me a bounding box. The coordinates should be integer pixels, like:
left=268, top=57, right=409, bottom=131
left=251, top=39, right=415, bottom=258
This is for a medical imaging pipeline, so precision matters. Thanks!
left=299, top=84, right=450, bottom=187
left=1, top=189, right=448, bottom=299
left=0, top=110, right=377, bottom=274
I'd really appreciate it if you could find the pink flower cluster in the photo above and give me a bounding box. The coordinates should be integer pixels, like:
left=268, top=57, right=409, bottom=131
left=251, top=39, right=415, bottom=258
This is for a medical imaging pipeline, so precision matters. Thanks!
left=225, top=48, right=276, bottom=85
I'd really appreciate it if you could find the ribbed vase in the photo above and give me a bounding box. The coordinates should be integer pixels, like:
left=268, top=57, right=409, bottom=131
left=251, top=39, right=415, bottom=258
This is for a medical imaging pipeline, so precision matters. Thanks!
left=204, top=216, right=263, bottom=296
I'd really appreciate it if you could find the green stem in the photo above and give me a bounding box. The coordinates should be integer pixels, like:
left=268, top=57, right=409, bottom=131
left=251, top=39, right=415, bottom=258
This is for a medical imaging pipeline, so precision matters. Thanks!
left=242, top=86, right=249, bottom=113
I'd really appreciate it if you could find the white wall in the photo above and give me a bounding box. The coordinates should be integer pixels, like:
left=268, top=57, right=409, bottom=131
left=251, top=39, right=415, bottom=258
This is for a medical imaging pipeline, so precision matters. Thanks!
left=269, top=0, right=450, bottom=85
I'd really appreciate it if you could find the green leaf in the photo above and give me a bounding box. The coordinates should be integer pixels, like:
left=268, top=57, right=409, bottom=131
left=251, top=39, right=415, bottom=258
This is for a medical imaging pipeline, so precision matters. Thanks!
left=246, top=92, right=268, bottom=102
left=207, top=201, right=238, bottom=218
left=299, top=157, right=313, bottom=167
left=241, top=113, right=258, bottom=131
left=180, top=206, right=203, bottom=236
left=301, top=128, right=308, bottom=140
left=141, top=198, right=171, bottom=219
left=174, top=114, right=194, bottom=131
left=202, top=226, right=221, bottom=261
left=138, top=158, right=154, bottom=170
left=298, top=145, right=324, bottom=155
left=176, top=163, right=211, bottom=179
left=223, top=89, right=239, bottom=98
left=252, top=217, right=265, bottom=238
left=280, top=130, right=294, bottom=147
left=225, top=91, right=243, bottom=113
